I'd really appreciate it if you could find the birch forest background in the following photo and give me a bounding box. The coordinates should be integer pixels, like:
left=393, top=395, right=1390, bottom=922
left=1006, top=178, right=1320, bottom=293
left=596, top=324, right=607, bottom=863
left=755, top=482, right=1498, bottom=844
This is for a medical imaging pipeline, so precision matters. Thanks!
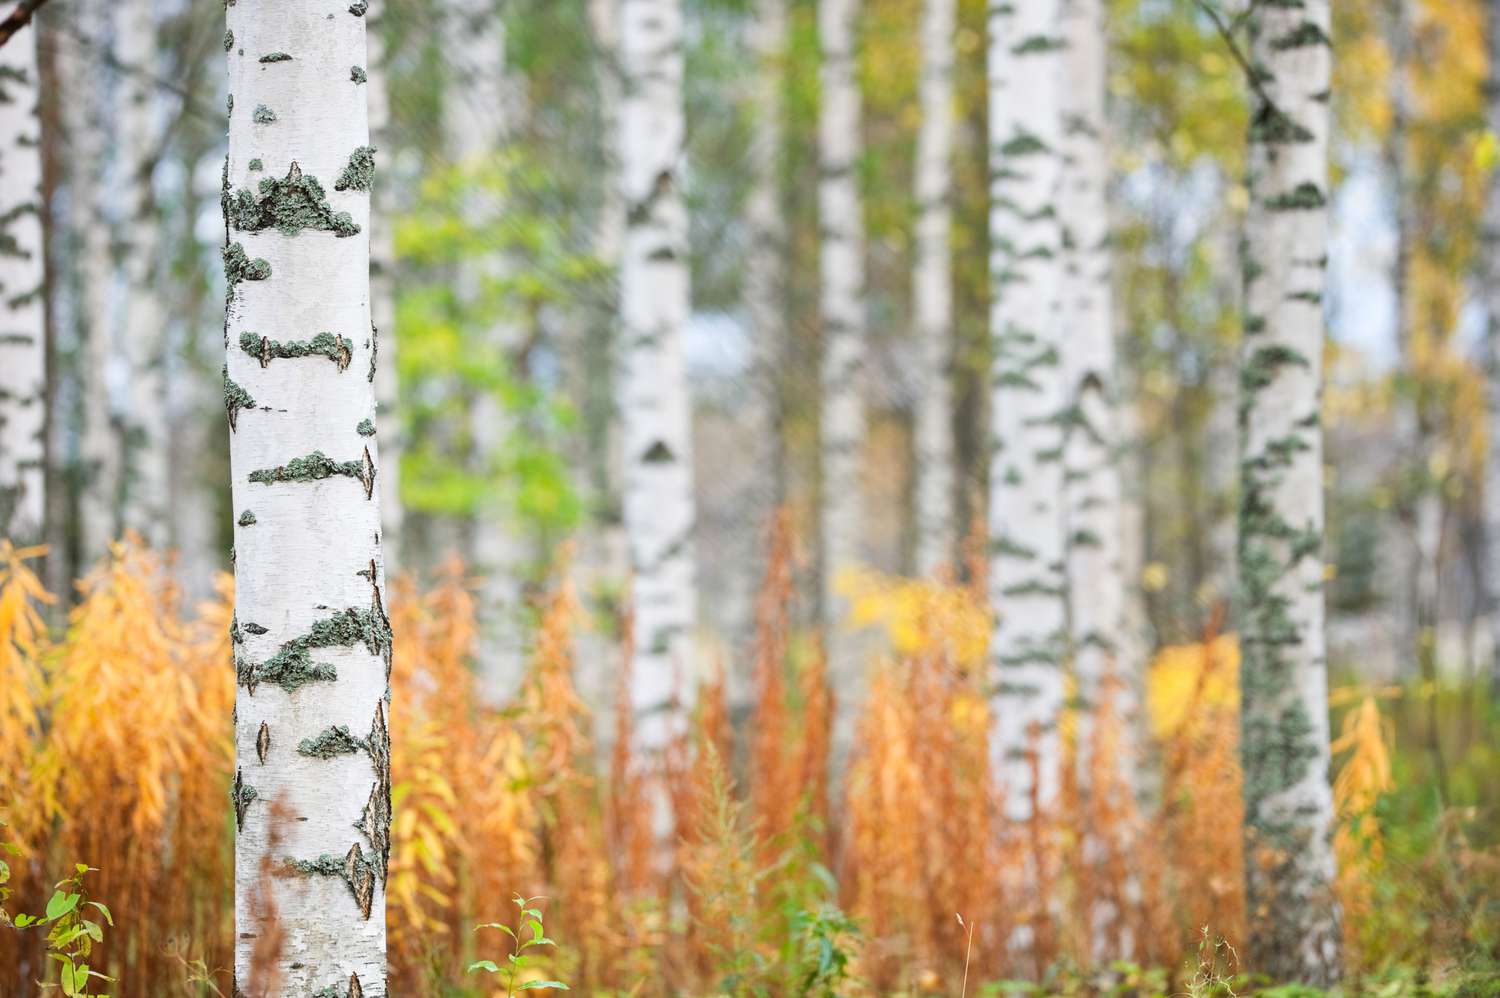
left=0, top=0, right=1498, bottom=994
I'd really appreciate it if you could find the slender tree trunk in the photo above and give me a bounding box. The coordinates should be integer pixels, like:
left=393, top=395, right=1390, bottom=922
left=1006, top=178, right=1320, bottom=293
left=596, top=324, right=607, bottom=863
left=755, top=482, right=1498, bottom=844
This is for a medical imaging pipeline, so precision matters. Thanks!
left=0, top=2, right=45, bottom=544
left=818, top=0, right=867, bottom=770
left=1237, top=0, right=1341, bottom=984
left=368, top=7, right=402, bottom=561
left=619, top=0, right=697, bottom=832
left=117, top=0, right=170, bottom=547
left=445, top=0, right=529, bottom=702
left=226, top=3, right=391, bottom=992
left=986, top=0, right=1067, bottom=824
left=1204, top=217, right=1240, bottom=610
left=58, top=12, right=118, bottom=565
left=912, top=0, right=956, bottom=577
left=1484, top=0, right=1500, bottom=695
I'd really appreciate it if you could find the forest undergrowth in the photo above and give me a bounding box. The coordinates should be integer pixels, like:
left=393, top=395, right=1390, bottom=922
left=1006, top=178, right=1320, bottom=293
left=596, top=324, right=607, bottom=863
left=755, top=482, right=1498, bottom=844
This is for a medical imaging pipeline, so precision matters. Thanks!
left=0, top=530, right=1497, bottom=997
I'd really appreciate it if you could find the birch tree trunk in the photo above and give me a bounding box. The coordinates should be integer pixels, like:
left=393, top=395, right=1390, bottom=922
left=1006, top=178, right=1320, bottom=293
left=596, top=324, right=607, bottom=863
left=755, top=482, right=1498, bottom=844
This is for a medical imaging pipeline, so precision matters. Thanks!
left=368, top=7, right=402, bottom=560
left=912, top=0, right=956, bottom=577
left=225, top=3, right=390, bottom=992
left=986, top=0, right=1067, bottom=824
left=818, top=0, right=868, bottom=768
left=1484, top=0, right=1500, bottom=694
left=117, top=0, right=170, bottom=547
left=619, top=0, right=697, bottom=829
left=0, top=3, right=45, bottom=544
left=58, top=12, right=118, bottom=566
left=1237, top=0, right=1341, bottom=983
left=444, top=0, right=529, bottom=702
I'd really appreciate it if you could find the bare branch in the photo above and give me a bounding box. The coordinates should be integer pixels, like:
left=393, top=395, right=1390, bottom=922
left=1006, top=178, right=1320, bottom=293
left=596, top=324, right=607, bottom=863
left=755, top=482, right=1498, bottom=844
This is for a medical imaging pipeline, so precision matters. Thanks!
left=0, top=0, right=51, bottom=51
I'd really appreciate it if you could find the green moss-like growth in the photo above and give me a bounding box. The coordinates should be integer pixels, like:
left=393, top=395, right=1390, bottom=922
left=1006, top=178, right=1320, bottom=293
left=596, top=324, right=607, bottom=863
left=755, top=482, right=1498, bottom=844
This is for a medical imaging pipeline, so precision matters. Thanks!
left=238, top=510, right=257, bottom=526
left=351, top=65, right=367, bottom=84
left=231, top=769, right=258, bottom=830
left=252, top=104, right=276, bottom=124
left=334, top=146, right=376, bottom=192
left=1249, top=105, right=1314, bottom=145
left=248, top=158, right=263, bottom=172
left=1011, top=34, right=1065, bottom=55
left=223, top=242, right=271, bottom=290
left=224, top=374, right=257, bottom=432
left=1269, top=21, right=1331, bottom=51
left=288, top=843, right=377, bottom=920
left=1264, top=182, right=1326, bottom=212
left=240, top=330, right=353, bottom=371
left=357, top=418, right=376, bottom=436
left=349, top=0, right=368, bottom=14
left=223, top=30, right=233, bottom=51
left=298, top=725, right=364, bottom=759
left=237, top=646, right=337, bottom=695
left=258, top=52, right=293, bottom=63
left=999, top=131, right=1048, bottom=158
left=248, top=449, right=374, bottom=500
left=228, top=163, right=360, bottom=238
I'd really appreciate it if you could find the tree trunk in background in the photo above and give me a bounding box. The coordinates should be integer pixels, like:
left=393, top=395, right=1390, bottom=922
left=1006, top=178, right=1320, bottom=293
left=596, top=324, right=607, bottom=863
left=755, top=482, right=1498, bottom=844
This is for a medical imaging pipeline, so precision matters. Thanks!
left=118, top=0, right=170, bottom=547
left=912, top=0, right=956, bottom=578
left=58, top=12, right=118, bottom=567
left=1386, top=0, right=1440, bottom=684
left=0, top=4, right=46, bottom=544
left=1237, top=0, right=1340, bottom=984
left=818, top=0, right=867, bottom=771
left=986, top=0, right=1067, bottom=826
left=1204, top=218, right=1240, bottom=611
left=619, top=0, right=697, bottom=834
left=226, top=3, right=390, bottom=992
left=1485, top=0, right=1500, bottom=694
left=1060, top=0, right=1126, bottom=760
left=369, top=6, right=402, bottom=562
left=445, top=0, right=529, bottom=703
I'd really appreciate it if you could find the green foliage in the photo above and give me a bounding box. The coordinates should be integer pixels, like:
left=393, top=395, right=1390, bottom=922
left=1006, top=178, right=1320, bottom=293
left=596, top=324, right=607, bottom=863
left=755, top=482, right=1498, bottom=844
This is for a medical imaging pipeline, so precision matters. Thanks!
left=11, top=865, right=116, bottom=997
left=468, top=894, right=569, bottom=997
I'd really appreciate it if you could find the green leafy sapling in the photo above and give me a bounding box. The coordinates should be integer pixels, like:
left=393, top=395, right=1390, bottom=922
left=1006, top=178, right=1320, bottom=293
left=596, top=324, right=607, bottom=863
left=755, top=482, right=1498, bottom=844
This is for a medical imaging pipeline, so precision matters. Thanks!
left=468, top=893, right=569, bottom=996
left=13, top=863, right=116, bottom=997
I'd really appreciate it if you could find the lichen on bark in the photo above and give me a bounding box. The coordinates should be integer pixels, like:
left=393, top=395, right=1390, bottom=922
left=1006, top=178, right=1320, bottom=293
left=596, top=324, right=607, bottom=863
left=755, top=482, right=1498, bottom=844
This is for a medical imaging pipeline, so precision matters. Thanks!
left=240, top=330, right=353, bottom=371
left=334, top=146, right=376, bottom=193
left=228, top=162, right=360, bottom=238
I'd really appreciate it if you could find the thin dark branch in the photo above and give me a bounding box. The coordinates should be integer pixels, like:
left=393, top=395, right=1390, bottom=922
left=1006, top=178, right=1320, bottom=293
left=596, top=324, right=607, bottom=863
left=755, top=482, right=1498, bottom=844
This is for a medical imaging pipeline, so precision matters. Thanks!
left=1192, top=0, right=1281, bottom=117
left=0, top=0, right=51, bottom=50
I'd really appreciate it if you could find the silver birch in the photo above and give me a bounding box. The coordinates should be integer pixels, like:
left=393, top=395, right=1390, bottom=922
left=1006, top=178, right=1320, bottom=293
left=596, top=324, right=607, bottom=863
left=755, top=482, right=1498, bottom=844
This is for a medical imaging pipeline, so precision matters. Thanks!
left=118, top=0, right=170, bottom=547
left=225, top=2, right=390, bottom=992
left=368, top=6, right=402, bottom=557
left=619, top=0, right=697, bottom=823
left=1237, top=0, right=1341, bottom=983
left=0, top=2, right=45, bottom=543
left=986, top=0, right=1067, bottom=823
left=818, top=0, right=868, bottom=767
left=912, top=0, right=957, bottom=577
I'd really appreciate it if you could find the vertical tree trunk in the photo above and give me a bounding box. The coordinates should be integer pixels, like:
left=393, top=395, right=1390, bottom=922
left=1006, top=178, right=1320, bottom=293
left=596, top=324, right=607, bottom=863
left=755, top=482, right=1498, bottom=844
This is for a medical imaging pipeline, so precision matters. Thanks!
left=1484, top=0, right=1500, bottom=695
left=0, top=2, right=46, bottom=544
left=58, top=10, right=118, bottom=565
left=117, top=0, right=170, bottom=547
left=1237, top=0, right=1341, bottom=984
left=912, top=0, right=956, bottom=577
left=818, top=0, right=867, bottom=768
left=444, top=0, right=529, bottom=702
left=226, top=3, right=390, bottom=992
left=619, top=0, right=697, bottom=830
left=368, top=7, right=402, bottom=561
left=986, top=0, right=1067, bottom=823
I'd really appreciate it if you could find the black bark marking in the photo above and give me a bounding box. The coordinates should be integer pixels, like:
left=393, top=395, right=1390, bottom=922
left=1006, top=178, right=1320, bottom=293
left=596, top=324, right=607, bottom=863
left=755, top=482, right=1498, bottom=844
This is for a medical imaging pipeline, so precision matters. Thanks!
left=256, top=722, right=270, bottom=764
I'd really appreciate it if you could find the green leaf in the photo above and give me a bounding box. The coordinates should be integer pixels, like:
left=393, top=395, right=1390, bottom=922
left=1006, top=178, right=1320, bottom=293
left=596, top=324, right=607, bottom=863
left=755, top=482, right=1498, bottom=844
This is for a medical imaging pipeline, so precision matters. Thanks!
left=517, top=981, right=569, bottom=991
left=46, top=890, right=80, bottom=921
left=467, top=960, right=501, bottom=974
left=87, top=901, right=112, bottom=926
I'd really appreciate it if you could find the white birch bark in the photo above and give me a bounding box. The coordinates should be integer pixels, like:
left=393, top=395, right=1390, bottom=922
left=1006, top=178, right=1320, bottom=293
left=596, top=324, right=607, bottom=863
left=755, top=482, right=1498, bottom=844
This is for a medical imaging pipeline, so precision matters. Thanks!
left=1059, top=0, right=1126, bottom=778
left=619, top=0, right=697, bottom=820
left=912, top=0, right=957, bottom=577
left=986, top=0, right=1067, bottom=823
left=1237, top=0, right=1340, bottom=983
left=58, top=12, right=119, bottom=566
left=1484, top=0, right=1500, bottom=694
left=117, top=0, right=171, bottom=548
left=0, top=3, right=45, bottom=544
left=444, top=0, right=530, bottom=702
left=225, top=3, right=390, bottom=992
left=818, top=0, right=868, bottom=768
left=367, top=7, right=402, bottom=559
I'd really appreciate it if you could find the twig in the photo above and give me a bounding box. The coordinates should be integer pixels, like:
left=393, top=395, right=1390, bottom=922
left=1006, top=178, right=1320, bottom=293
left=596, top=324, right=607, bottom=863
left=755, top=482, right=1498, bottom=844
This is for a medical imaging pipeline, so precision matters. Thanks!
left=0, top=0, right=51, bottom=50
left=1191, top=0, right=1282, bottom=119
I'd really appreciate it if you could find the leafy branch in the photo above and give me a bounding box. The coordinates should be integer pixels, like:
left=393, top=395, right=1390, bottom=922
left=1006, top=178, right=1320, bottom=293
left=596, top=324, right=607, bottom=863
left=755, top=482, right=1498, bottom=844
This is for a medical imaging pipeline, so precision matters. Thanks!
left=468, top=893, right=569, bottom=996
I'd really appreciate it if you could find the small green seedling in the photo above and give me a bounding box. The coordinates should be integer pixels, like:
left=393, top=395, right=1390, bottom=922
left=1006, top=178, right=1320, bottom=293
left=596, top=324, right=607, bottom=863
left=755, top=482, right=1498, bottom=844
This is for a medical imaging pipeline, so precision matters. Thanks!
left=467, top=893, right=569, bottom=996
left=13, top=863, right=116, bottom=997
